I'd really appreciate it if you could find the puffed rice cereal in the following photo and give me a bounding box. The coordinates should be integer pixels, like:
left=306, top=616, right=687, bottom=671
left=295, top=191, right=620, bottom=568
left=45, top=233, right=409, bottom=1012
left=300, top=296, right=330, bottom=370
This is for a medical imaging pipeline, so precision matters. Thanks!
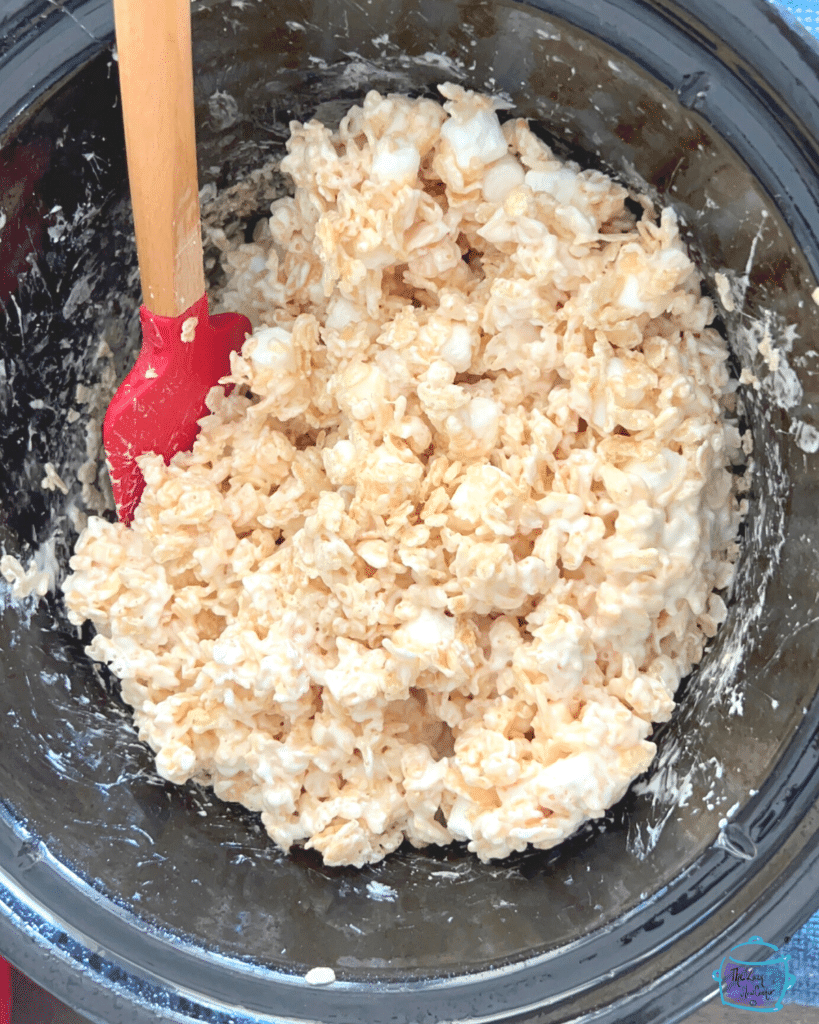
left=63, top=84, right=744, bottom=866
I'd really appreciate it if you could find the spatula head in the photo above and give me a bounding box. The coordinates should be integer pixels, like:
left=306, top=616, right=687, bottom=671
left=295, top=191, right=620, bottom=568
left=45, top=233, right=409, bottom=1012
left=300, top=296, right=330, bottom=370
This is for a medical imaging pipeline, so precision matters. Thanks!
left=103, top=294, right=251, bottom=525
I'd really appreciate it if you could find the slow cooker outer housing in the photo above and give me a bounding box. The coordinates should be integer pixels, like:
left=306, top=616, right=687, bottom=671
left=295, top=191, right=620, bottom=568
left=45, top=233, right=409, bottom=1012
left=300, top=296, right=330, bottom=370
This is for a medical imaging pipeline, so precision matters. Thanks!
left=2, top=1, right=819, bottom=1022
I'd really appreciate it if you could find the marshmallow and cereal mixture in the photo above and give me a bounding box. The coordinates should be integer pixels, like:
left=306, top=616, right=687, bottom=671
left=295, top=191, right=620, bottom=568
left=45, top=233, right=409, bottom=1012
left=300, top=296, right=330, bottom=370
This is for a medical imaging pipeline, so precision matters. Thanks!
left=63, top=85, right=743, bottom=866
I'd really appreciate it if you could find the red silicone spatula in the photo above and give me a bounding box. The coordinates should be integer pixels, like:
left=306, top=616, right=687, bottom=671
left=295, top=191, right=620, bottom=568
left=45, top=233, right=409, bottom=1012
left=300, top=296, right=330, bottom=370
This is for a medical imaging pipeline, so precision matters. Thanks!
left=104, top=0, right=251, bottom=526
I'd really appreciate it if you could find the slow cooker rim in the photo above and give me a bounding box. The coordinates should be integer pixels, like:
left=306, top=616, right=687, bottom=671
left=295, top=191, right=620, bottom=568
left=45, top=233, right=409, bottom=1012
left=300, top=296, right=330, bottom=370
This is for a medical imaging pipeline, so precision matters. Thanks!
left=0, top=0, right=113, bottom=144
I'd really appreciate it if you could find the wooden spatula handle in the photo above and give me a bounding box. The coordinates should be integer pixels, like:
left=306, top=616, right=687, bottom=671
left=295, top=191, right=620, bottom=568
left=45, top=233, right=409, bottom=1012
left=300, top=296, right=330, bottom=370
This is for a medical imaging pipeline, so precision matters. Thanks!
left=113, top=0, right=205, bottom=317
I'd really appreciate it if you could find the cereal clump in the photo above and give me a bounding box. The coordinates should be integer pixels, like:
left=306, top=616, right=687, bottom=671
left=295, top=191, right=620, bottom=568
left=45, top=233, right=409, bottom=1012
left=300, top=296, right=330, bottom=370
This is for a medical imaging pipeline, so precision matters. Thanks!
left=63, top=85, right=743, bottom=866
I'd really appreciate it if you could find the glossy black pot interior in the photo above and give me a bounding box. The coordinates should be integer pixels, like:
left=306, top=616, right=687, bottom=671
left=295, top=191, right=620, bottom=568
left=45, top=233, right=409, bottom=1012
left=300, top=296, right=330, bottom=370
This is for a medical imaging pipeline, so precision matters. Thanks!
left=3, top=1, right=819, bottom=1022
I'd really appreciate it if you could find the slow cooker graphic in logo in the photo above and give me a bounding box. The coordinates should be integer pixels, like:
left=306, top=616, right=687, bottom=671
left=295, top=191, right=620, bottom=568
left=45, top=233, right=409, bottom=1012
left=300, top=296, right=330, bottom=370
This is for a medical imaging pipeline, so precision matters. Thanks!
left=713, top=937, right=796, bottom=1012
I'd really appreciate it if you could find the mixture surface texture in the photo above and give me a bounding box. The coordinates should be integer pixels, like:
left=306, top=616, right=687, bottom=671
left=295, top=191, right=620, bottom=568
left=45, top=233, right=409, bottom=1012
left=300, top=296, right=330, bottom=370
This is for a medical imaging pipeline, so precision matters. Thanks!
left=63, top=85, right=742, bottom=866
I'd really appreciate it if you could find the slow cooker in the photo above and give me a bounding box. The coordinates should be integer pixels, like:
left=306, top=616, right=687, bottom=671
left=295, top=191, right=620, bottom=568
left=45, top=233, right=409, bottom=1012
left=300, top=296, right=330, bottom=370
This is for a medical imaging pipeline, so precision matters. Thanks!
left=3, top=1, right=819, bottom=1022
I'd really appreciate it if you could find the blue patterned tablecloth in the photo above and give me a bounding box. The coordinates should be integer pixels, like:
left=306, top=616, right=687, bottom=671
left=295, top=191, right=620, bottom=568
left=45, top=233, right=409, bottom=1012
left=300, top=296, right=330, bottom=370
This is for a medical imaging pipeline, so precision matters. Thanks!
left=780, top=0, right=819, bottom=37
left=760, top=0, right=819, bottom=1007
